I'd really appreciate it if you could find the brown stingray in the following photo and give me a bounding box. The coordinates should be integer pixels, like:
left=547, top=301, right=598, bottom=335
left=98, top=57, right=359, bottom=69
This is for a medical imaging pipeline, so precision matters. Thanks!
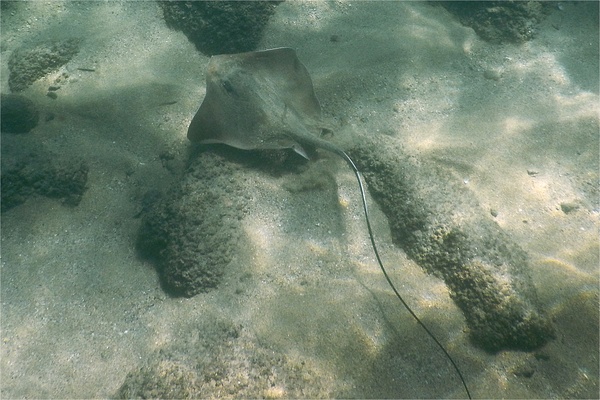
left=187, top=47, right=340, bottom=159
left=186, top=47, right=471, bottom=399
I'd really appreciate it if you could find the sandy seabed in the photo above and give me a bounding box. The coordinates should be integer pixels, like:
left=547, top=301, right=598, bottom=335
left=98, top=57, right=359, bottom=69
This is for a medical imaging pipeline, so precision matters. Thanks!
left=1, top=1, right=598, bottom=398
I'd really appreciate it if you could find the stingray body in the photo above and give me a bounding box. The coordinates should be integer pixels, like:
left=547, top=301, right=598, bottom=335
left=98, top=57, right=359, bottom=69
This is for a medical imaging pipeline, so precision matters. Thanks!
left=188, top=47, right=341, bottom=159
left=187, top=48, right=471, bottom=399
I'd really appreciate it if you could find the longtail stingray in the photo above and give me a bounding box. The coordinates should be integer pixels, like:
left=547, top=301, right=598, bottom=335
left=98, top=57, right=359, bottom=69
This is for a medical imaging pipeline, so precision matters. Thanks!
left=187, top=47, right=471, bottom=399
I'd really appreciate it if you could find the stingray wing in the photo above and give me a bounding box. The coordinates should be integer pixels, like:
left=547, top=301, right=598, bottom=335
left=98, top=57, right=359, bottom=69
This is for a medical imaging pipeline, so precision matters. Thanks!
left=187, top=48, right=322, bottom=155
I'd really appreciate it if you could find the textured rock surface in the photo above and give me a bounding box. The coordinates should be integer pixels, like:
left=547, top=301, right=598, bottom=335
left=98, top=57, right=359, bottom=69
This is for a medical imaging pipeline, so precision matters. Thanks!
left=348, top=136, right=555, bottom=352
left=136, top=149, right=250, bottom=297
left=8, top=39, right=80, bottom=92
left=116, top=319, right=330, bottom=399
left=1, top=135, right=88, bottom=212
left=440, top=1, right=553, bottom=43
left=159, top=1, right=280, bottom=56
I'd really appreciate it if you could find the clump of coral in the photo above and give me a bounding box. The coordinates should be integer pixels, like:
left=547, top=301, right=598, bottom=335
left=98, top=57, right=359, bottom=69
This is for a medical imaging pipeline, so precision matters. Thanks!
left=116, top=320, right=330, bottom=399
left=8, top=39, right=80, bottom=92
left=441, top=1, right=552, bottom=43
left=136, top=149, right=249, bottom=297
left=1, top=135, right=88, bottom=212
left=159, top=1, right=281, bottom=56
left=348, top=136, right=554, bottom=352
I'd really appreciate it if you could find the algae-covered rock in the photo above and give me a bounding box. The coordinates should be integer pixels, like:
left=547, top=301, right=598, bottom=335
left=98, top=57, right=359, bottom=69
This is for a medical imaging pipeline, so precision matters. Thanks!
left=440, top=1, right=552, bottom=43
left=116, top=320, right=330, bottom=399
left=136, top=149, right=249, bottom=297
left=1, top=135, right=88, bottom=212
left=159, top=1, right=281, bottom=56
left=348, top=136, right=554, bottom=352
left=117, top=360, right=197, bottom=399
left=8, top=39, right=80, bottom=92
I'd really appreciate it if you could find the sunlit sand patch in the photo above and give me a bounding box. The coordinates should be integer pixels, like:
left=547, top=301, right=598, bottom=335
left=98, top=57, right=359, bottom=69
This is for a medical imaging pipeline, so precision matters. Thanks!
left=553, top=91, right=599, bottom=121
left=263, top=385, right=286, bottom=399
left=337, top=195, right=350, bottom=209
left=535, top=257, right=596, bottom=281
left=306, top=239, right=328, bottom=257
left=242, top=215, right=284, bottom=274
left=501, top=116, right=535, bottom=137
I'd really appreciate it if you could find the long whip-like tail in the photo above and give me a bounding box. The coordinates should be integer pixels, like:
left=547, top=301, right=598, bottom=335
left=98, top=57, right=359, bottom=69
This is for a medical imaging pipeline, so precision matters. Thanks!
left=336, top=148, right=472, bottom=400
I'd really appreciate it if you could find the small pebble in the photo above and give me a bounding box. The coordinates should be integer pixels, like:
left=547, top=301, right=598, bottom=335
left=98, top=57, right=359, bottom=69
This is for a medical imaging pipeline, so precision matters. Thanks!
left=483, top=69, right=502, bottom=81
left=560, top=202, right=579, bottom=214
left=512, top=364, right=535, bottom=378
left=534, top=352, right=550, bottom=361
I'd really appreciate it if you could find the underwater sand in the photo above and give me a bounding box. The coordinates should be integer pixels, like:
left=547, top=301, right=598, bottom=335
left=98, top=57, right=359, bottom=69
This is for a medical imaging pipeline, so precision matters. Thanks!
left=1, top=1, right=598, bottom=398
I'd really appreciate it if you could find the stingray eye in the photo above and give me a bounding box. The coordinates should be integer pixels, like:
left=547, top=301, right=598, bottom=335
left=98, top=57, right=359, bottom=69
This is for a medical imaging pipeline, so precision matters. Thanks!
left=221, top=80, right=236, bottom=96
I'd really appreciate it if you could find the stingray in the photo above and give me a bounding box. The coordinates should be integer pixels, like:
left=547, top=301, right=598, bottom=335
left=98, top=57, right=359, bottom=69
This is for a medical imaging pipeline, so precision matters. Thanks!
left=187, top=47, right=471, bottom=399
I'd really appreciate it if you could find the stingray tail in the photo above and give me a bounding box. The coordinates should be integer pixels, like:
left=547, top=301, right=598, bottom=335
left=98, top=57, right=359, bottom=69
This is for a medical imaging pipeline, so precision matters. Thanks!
left=338, top=149, right=473, bottom=400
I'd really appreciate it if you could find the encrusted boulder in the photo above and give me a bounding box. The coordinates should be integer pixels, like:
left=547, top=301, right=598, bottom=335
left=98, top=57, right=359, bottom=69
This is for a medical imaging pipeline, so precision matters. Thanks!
left=348, top=136, right=555, bottom=352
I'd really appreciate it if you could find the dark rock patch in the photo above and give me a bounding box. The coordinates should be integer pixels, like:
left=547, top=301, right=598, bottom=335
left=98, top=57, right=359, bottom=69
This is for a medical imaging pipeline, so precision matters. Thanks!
left=159, top=1, right=281, bottom=56
left=560, top=201, right=580, bottom=214
left=1, top=135, right=88, bottom=213
left=8, top=39, right=80, bottom=92
left=136, top=149, right=251, bottom=297
left=1, top=93, right=39, bottom=133
left=116, top=319, right=330, bottom=399
left=348, top=136, right=555, bottom=352
left=440, top=1, right=553, bottom=43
